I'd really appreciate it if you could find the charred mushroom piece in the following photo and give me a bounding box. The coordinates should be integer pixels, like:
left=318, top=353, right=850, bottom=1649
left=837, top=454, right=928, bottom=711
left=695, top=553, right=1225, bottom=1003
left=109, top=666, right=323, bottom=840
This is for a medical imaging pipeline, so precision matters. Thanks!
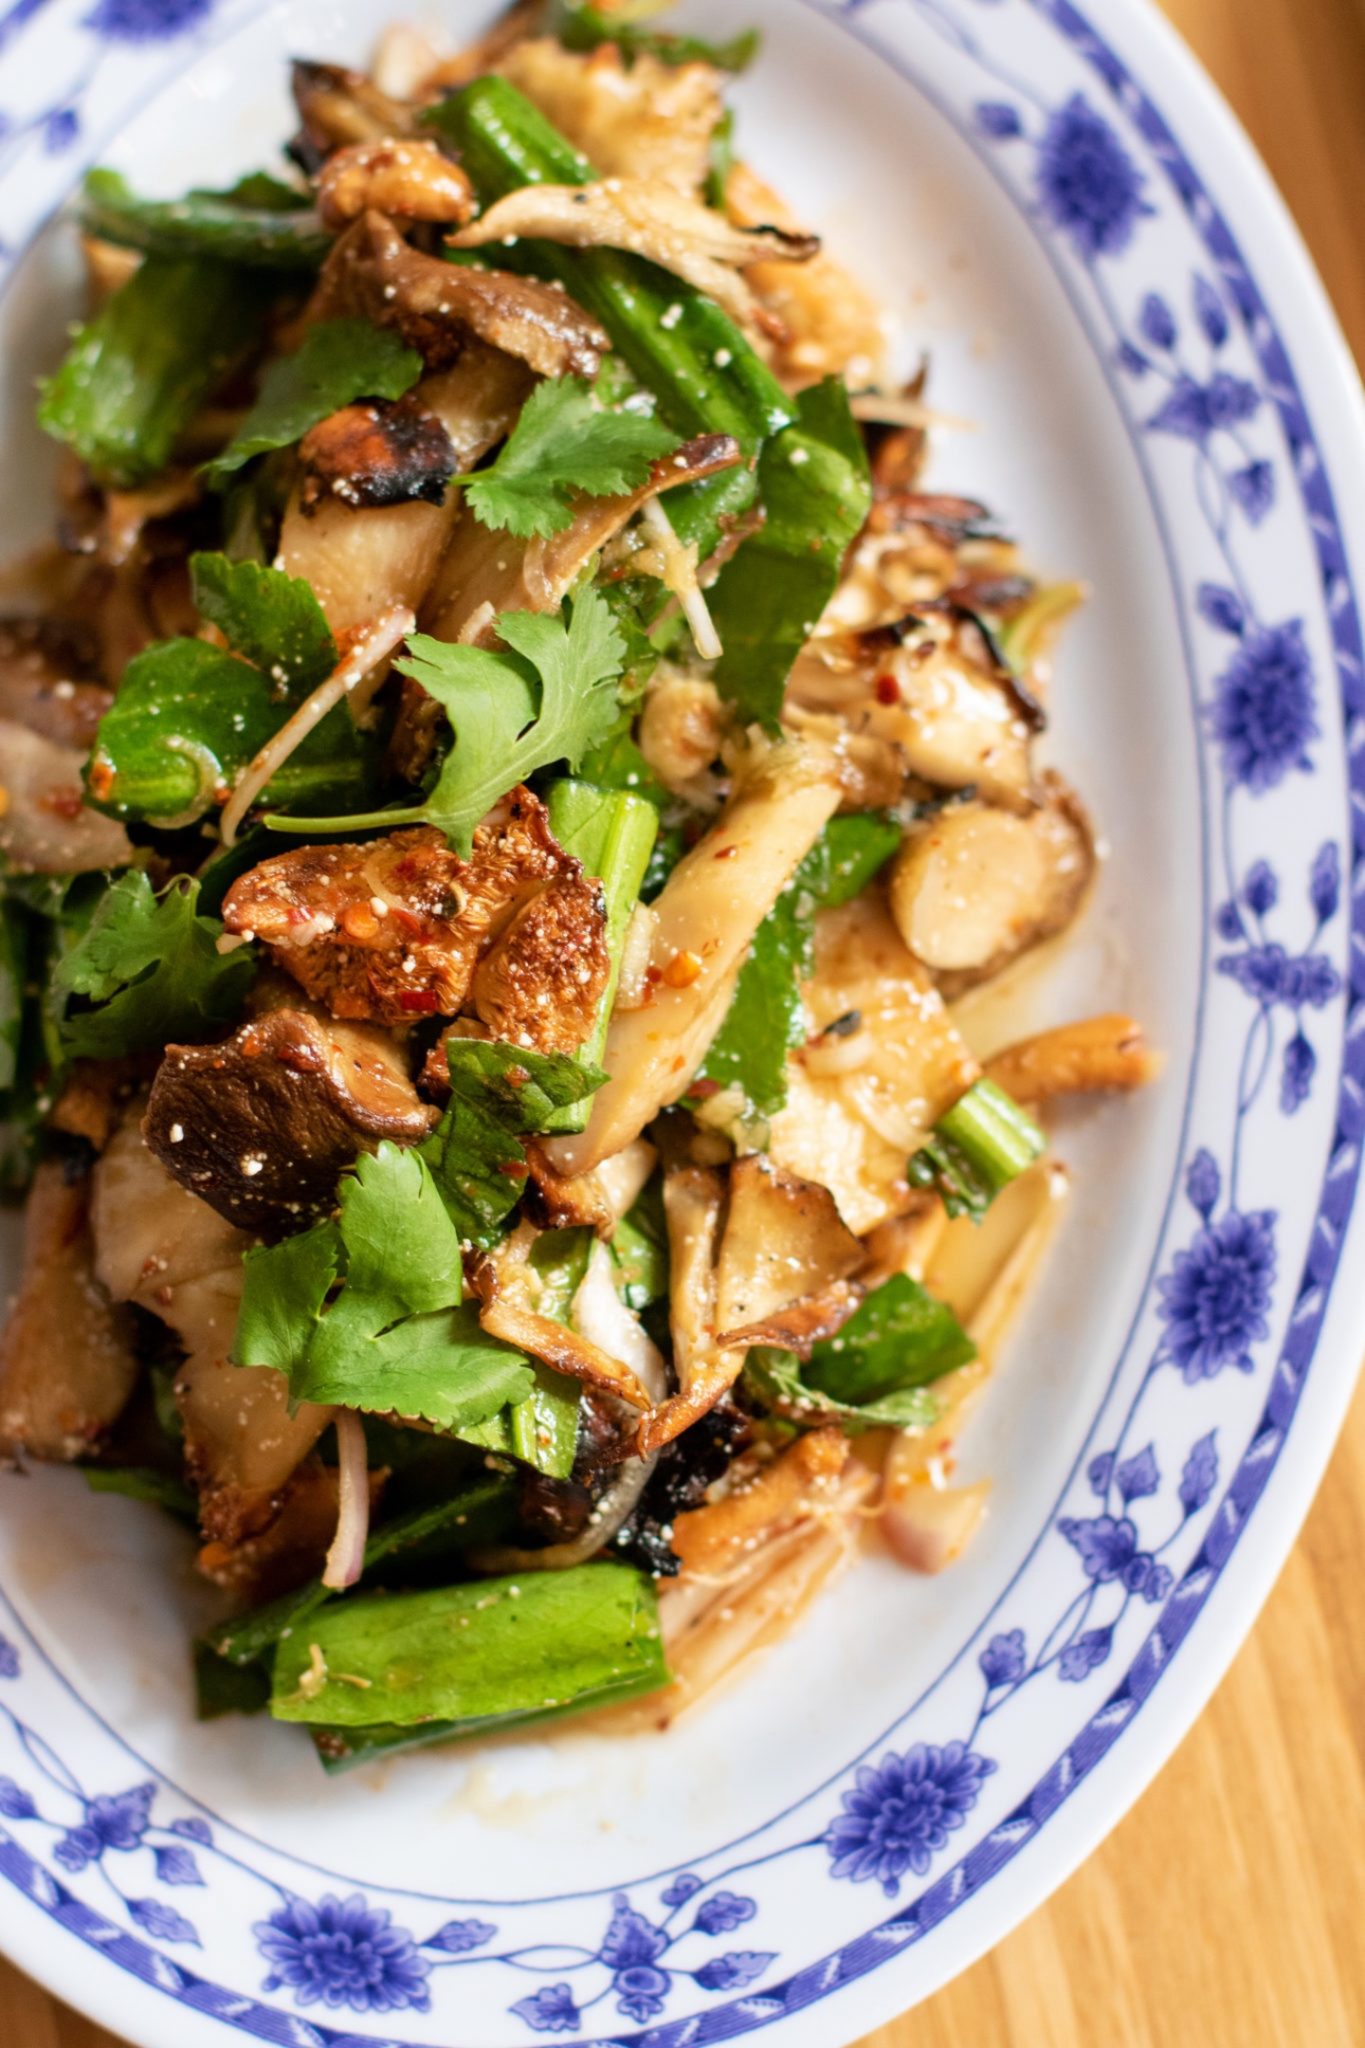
left=297, top=393, right=457, bottom=512
left=291, top=59, right=414, bottom=172
left=0, top=719, right=132, bottom=873
left=92, top=1114, right=333, bottom=1542
left=635, top=1162, right=745, bottom=1457
left=314, top=211, right=610, bottom=379
left=983, top=1013, right=1158, bottom=1105
left=315, top=137, right=475, bottom=231
left=144, top=1006, right=438, bottom=1232
left=713, top=1155, right=864, bottom=1350
left=450, top=180, right=819, bottom=330
left=469, top=866, right=609, bottom=1054
left=889, top=778, right=1095, bottom=995
left=0, top=616, right=109, bottom=746
left=0, top=1160, right=139, bottom=1461
left=222, top=791, right=595, bottom=1030
left=470, top=1231, right=656, bottom=1410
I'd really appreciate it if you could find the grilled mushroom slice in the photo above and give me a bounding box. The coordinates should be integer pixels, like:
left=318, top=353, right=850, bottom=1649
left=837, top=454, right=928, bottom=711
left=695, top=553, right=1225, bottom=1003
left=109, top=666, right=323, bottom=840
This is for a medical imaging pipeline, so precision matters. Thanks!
left=297, top=393, right=457, bottom=512
left=0, top=1160, right=139, bottom=1461
left=144, top=1005, right=437, bottom=1232
left=713, top=1156, right=864, bottom=1349
left=0, top=719, right=132, bottom=873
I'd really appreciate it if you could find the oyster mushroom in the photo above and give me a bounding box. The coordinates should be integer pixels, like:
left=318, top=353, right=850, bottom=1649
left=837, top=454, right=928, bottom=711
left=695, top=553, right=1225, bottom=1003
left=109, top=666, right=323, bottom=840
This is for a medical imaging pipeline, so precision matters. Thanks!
left=144, top=1004, right=437, bottom=1232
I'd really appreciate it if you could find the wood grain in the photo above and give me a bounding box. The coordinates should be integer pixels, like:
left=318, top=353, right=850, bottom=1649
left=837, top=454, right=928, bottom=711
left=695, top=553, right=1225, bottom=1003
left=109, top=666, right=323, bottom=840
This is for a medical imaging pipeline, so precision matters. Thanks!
left=4, top=0, right=1364, bottom=2042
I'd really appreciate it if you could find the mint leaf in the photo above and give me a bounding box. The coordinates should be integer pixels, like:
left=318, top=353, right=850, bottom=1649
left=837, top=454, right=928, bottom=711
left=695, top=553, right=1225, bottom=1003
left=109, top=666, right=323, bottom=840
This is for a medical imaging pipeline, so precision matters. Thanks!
left=235, top=1144, right=532, bottom=1428
left=202, top=318, right=423, bottom=488
left=746, top=1276, right=974, bottom=1437
left=191, top=552, right=336, bottom=690
left=710, top=376, right=873, bottom=731
left=275, top=587, right=627, bottom=854
left=422, top=1041, right=606, bottom=1243
left=462, top=375, right=677, bottom=537
left=699, top=812, right=901, bottom=1123
left=53, top=872, right=256, bottom=1060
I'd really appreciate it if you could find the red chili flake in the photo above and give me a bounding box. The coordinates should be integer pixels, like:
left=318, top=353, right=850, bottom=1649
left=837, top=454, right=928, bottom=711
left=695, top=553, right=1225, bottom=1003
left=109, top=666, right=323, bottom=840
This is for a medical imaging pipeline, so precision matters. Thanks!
left=712, top=844, right=738, bottom=861
left=397, top=990, right=440, bottom=1013
left=874, top=673, right=901, bottom=705
left=506, top=1066, right=529, bottom=1089
left=39, top=786, right=85, bottom=820
left=87, top=759, right=115, bottom=801
left=689, top=1076, right=722, bottom=1100
left=388, top=905, right=424, bottom=936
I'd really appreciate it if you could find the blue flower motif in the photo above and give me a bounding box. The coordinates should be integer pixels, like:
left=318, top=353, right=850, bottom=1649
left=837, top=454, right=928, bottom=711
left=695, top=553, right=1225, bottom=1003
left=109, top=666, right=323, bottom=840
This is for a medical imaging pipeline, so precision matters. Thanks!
left=1185, top=1149, right=1220, bottom=1221
left=1057, top=1628, right=1112, bottom=1681
left=1218, top=945, right=1339, bottom=1009
left=1148, top=369, right=1260, bottom=442
left=1156, top=1208, right=1276, bottom=1381
left=1058, top=1513, right=1139, bottom=1581
left=599, top=1893, right=668, bottom=1972
left=615, top=1963, right=671, bottom=2022
left=825, top=1742, right=996, bottom=1894
left=425, top=1917, right=496, bottom=1954
left=0, top=1776, right=35, bottom=1819
left=255, top=1894, right=431, bottom=2013
left=168, top=1817, right=211, bottom=1844
left=976, top=100, right=1022, bottom=139
left=1310, top=842, right=1341, bottom=924
left=1193, top=273, right=1229, bottom=347
left=694, top=1891, right=757, bottom=1935
left=1035, top=94, right=1150, bottom=259
left=128, top=1897, right=199, bottom=1945
left=1196, top=582, right=1246, bottom=636
left=1116, top=339, right=1149, bottom=377
left=661, top=1873, right=703, bottom=1908
left=512, top=1984, right=580, bottom=2034
left=694, top=1951, right=775, bottom=1992
left=1215, top=900, right=1245, bottom=941
left=1242, top=861, right=1278, bottom=916
left=1229, top=460, right=1275, bottom=524
left=1087, top=1451, right=1114, bottom=1496
left=0, top=1634, right=18, bottom=1678
left=1210, top=620, right=1318, bottom=793
left=82, top=0, right=213, bottom=41
left=1115, top=1444, right=1160, bottom=1503
left=1281, top=1031, right=1315, bottom=1113
left=1138, top=291, right=1177, bottom=350
left=43, top=107, right=78, bottom=152
left=979, top=1628, right=1027, bottom=1688
left=1179, top=1431, right=1219, bottom=1513
left=1121, top=1554, right=1174, bottom=1603
left=151, top=1844, right=203, bottom=1887
left=53, top=1782, right=155, bottom=1871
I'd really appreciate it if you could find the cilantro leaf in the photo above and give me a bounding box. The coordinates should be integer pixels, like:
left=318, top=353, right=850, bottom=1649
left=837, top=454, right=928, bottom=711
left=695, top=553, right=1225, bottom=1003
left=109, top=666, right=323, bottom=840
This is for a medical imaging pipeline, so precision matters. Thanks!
left=422, top=1040, right=606, bottom=1243
left=271, top=587, right=627, bottom=855
left=191, top=552, right=336, bottom=690
left=235, top=1144, right=533, bottom=1428
left=202, top=318, right=423, bottom=488
left=461, top=375, right=677, bottom=538
left=698, top=812, right=901, bottom=1125
left=746, top=1275, right=975, bottom=1436
left=53, top=871, right=256, bottom=1060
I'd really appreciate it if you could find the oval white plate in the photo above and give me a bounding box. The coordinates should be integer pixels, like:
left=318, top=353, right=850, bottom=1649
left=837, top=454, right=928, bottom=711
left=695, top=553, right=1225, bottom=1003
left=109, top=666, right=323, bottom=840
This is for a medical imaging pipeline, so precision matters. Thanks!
left=1, top=3, right=1363, bottom=2044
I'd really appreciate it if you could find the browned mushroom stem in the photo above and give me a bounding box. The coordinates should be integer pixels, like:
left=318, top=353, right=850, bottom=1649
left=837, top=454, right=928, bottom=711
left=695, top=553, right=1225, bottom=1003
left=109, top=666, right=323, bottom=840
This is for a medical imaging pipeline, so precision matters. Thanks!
left=312, top=211, right=610, bottom=379
left=713, top=1156, right=865, bottom=1350
left=91, top=1113, right=333, bottom=1543
left=0, top=1160, right=139, bottom=1461
left=290, top=59, right=414, bottom=172
left=297, top=393, right=457, bottom=513
left=143, top=1005, right=438, bottom=1233
left=983, top=1014, right=1159, bottom=1104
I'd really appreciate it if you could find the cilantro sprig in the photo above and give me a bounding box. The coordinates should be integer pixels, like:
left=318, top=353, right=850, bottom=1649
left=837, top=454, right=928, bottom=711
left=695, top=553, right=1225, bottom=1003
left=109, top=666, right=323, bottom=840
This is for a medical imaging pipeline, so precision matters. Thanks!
left=53, top=871, right=256, bottom=1061
left=267, top=585, right=627, bottom=855
left=454, top=375, right=678, bottom=538
left=235, top=1143, right=534, bottom=1428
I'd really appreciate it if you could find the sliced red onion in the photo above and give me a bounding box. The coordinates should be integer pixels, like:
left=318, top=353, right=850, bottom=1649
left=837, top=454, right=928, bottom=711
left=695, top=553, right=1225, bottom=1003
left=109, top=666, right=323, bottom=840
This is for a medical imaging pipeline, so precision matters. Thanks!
left=322, top=1408, right=371, bottom=1590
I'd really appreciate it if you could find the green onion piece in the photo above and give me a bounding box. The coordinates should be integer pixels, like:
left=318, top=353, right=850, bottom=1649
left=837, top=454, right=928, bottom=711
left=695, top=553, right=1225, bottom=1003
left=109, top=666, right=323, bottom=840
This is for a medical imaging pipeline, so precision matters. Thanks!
left=907, top=1078, right=1046, bottom=1222
left=543, top=779, right=658, bottom=1133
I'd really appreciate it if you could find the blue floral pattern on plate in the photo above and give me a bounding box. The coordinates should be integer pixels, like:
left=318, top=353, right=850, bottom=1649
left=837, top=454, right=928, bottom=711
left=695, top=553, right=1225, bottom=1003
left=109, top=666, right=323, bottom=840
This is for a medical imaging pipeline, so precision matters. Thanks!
left=0, top=0, right=1361, bottom=2041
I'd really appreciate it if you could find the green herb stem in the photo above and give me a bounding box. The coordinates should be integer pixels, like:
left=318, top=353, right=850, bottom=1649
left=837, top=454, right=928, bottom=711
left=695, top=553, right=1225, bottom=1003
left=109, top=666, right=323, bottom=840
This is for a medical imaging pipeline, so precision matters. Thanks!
left=908, top=1078, right=1046, bottom=1222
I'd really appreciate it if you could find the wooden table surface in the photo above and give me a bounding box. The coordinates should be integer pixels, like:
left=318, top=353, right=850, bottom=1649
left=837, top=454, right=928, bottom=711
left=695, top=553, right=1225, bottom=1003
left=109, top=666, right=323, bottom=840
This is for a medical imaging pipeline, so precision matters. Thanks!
left=6, top=1, right=1365, bottom=2043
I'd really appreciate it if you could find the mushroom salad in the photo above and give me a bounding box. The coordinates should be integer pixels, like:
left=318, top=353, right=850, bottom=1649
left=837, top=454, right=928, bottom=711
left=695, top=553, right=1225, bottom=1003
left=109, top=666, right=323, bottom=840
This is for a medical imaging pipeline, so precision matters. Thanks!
left=0, top=1, right=1157, bottom=1765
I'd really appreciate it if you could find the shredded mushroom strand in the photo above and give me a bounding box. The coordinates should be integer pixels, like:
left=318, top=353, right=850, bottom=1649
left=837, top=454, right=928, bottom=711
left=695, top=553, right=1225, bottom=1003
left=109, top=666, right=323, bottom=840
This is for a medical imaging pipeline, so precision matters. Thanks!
left=321, top=1407, right=370, bottom=1590
left=638, top=496, right=722, bottom=661
left=218, top=603, right=414, bottom=847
